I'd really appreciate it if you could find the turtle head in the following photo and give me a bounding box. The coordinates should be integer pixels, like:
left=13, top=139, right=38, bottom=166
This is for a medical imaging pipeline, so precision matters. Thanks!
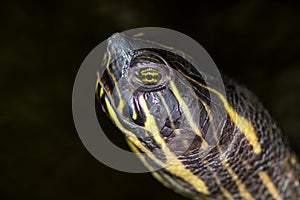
left=96, top=33, right=211, bottom=155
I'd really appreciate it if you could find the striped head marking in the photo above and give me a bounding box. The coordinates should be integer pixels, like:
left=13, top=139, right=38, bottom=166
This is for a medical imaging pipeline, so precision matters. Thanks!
left=97, top=35, right=212, bottom=157
left=96, top=35, right=213, bottom=196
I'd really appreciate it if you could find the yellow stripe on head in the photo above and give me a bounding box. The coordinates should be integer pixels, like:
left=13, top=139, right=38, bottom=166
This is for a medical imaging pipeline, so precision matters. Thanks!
left=157, top=92, right=176, bottom=130
left=169, top=80, right=209, bottom=150
left=137, top=94, right=210, bottom=195
left=178, top=72, right=261, bottom=154
left=132, top=107, right=138, bottom=120
left=138, top=95, right=166, bottom=148
left=100, top=87, right=104, bottom=97
left=104, top=96, right=150, bottom=154
left=105, top=48, right=125, bottom=111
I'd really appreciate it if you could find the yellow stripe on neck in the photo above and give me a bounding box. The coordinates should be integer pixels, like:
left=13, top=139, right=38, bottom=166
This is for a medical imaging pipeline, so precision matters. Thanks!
left=178, top=72, right=261, bottom=154
left=258, top=171, right=282, bottom=200
left=221, top=159, right=255, bottom=200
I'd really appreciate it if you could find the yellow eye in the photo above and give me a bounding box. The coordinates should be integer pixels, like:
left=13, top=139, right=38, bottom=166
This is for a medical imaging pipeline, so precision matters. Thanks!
left=127, top=51, right=173, bottom=92
left=135, top=68, right=162, bottom=85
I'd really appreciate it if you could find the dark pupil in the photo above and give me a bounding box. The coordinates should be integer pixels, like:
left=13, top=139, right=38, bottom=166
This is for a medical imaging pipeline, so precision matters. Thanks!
left=146, top=74, right=153, bottom=80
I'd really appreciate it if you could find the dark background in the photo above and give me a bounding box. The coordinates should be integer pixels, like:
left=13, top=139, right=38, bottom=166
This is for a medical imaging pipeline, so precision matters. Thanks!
left=1, top=0, right=300, bottom=199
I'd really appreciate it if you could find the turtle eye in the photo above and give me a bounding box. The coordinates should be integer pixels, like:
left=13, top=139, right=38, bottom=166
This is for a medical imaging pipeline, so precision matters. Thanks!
left=135, top=67, right=162, bottom=85
left=127, top=51, right=172, bottom=92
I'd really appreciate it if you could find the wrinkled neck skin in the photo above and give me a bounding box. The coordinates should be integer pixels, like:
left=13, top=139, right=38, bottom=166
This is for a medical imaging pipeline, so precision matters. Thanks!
left=151, top=77, right=300, bottom=200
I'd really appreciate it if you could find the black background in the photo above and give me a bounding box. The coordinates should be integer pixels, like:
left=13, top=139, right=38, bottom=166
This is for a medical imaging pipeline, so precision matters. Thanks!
left=1, top=0, right=300, bottom=199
